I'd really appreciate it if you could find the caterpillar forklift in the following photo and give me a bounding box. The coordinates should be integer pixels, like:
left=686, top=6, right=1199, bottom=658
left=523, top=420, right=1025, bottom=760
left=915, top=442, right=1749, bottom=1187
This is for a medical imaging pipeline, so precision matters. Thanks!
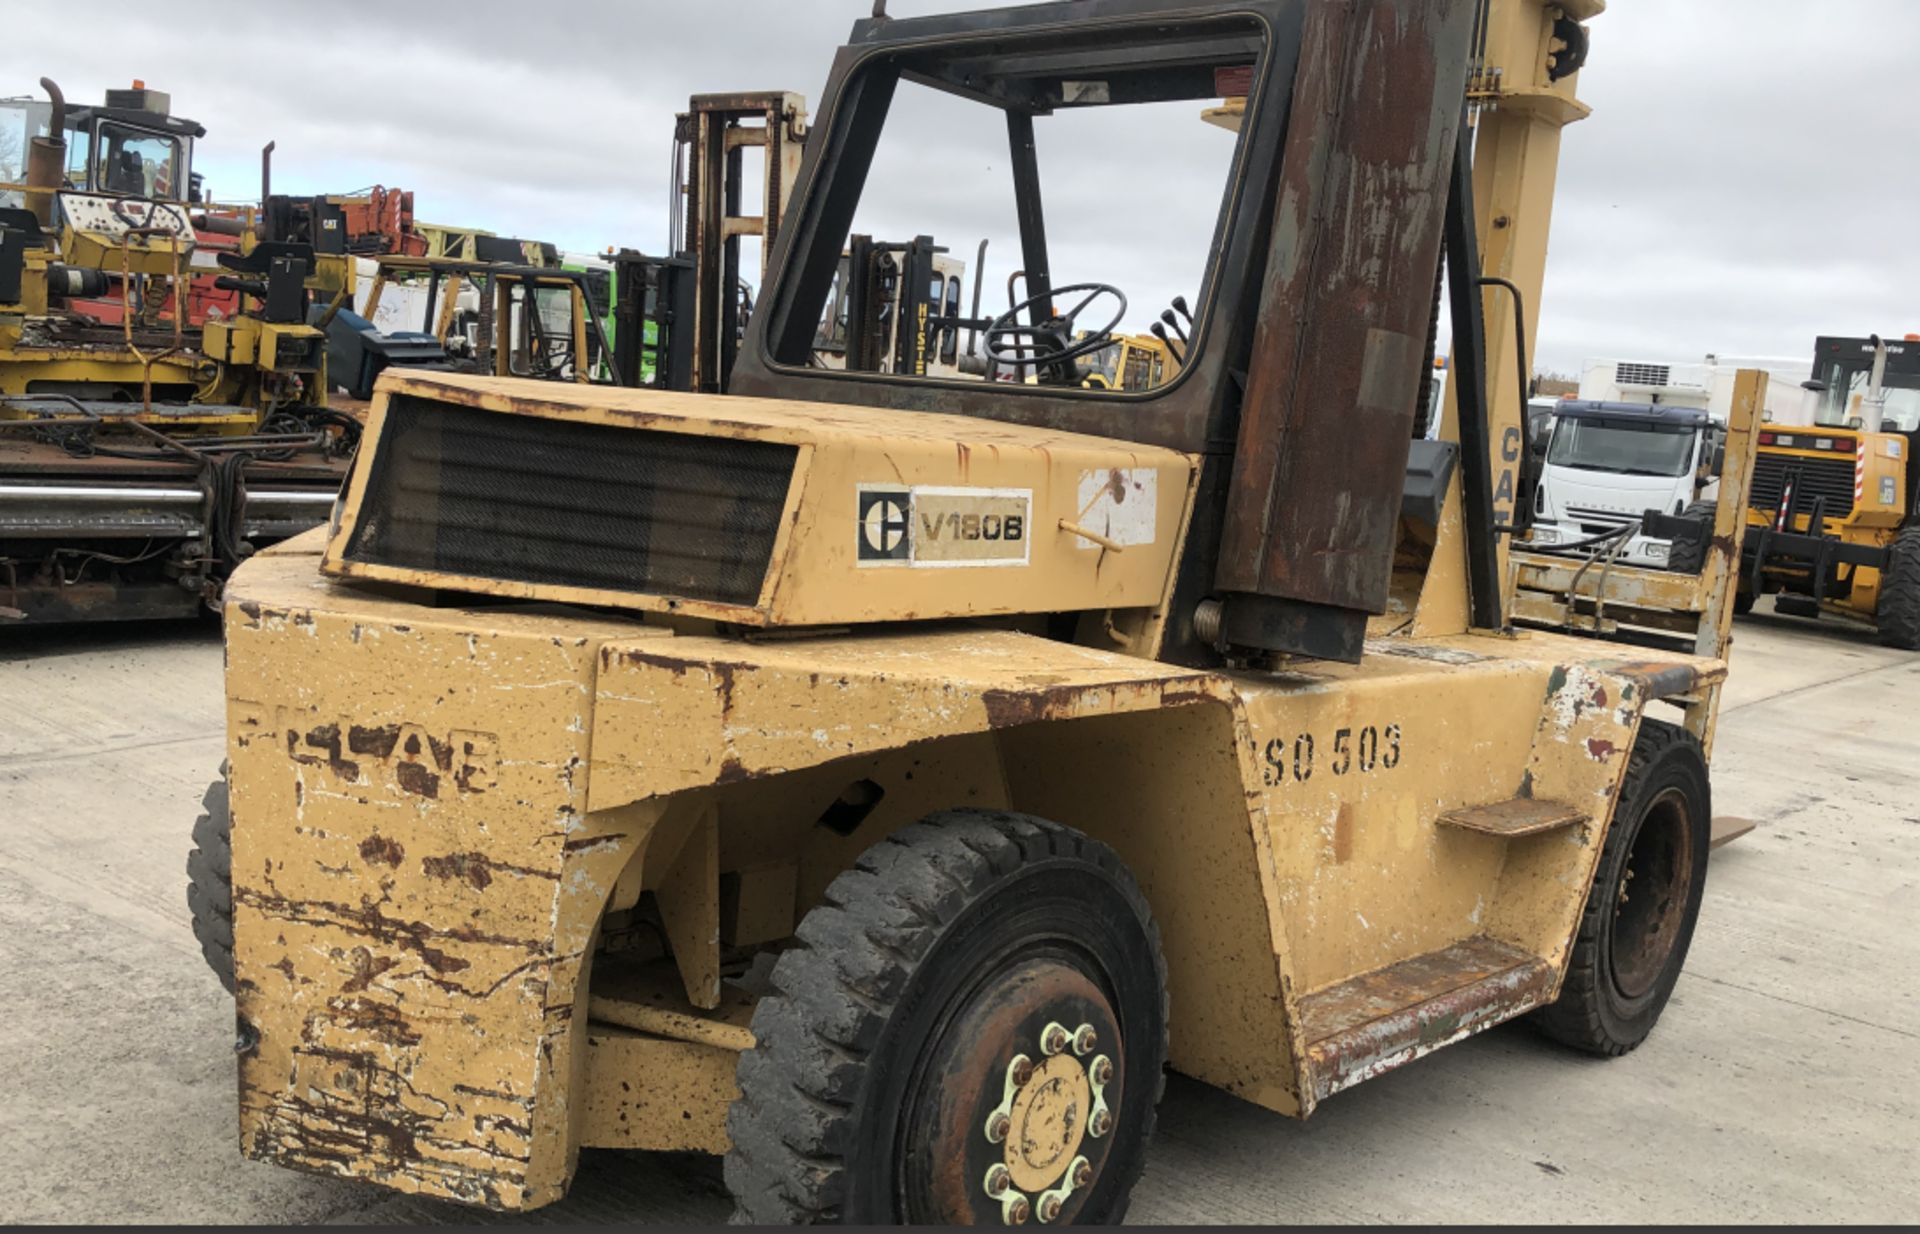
left=187, top=0, right=1743, bottom=1224
left=1738, top=334, right=1920, bottom=648
left=0, top=80, right=355, bottom=624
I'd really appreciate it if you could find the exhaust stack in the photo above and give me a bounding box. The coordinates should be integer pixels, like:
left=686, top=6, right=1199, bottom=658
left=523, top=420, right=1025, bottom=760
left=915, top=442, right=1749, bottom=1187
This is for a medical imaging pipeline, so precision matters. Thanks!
left=24, top=78, right=66, bottom=227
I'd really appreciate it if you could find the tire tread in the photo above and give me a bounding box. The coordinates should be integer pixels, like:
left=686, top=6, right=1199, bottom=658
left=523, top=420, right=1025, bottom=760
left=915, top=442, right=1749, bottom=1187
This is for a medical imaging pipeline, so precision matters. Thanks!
left=1877, top=524, right=1920, bottom=650
left=185, top=765, right=236, bottom=993
left=1529, top=720, right=1704, bottom=1056
left=723, top=808, right=1166, bottom=1225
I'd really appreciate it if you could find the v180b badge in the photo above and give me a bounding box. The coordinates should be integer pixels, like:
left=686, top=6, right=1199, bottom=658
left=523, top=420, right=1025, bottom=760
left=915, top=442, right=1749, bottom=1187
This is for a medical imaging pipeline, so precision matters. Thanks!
left=857, top=485, right=1032, bottom=568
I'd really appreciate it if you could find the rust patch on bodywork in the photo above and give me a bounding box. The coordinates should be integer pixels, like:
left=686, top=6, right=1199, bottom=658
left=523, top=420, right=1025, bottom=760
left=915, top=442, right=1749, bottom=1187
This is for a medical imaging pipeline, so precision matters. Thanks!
left=420, top=852, right=559, bottom=891
left=358, top=835, right=406, bottom=868
left=348, top=724, right=402, bottom=758
left=1300, top=937, right=1554, bottom=1101
left=396, top=761, right=441, bottom=799
left=1603, top=660, right=1703, bottom=701
left=289, top=723, right=361, bottom=782
left=983, top=675, right=1205, bottom=733
left=423, top=852, right=492, bottom=890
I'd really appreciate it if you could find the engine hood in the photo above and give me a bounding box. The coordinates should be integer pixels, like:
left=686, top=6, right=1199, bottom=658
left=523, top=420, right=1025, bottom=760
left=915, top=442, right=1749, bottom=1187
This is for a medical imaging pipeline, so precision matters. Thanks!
left=322, top=371, right=1196, bottom=627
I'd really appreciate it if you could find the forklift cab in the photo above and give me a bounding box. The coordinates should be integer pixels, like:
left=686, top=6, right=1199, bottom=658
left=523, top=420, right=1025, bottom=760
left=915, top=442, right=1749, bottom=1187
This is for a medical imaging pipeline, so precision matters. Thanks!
left=732, top=0, right=1267, bottom=451
left=734, top=0, right=1476, bottom=662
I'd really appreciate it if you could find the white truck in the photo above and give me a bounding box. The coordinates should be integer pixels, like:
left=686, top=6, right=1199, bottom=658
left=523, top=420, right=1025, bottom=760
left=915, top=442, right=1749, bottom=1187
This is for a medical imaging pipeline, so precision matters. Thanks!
left=1527, top=356, right=1812, bottom=570
left=1529, top=400, right=1723, bottom=569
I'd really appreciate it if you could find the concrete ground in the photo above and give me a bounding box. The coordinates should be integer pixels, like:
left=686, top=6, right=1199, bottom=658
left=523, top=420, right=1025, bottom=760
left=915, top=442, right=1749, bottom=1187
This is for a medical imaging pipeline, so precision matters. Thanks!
left=1, top=603, right=1914, bottom=1224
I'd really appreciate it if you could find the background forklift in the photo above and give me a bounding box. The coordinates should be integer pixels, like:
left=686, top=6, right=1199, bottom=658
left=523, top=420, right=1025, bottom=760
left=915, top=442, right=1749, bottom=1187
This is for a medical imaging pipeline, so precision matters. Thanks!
left=0, top=79, right=355, bottom=625
left=328, top=254, right=619, bottom=399
left=1739, top=333, right=1920, bottom=648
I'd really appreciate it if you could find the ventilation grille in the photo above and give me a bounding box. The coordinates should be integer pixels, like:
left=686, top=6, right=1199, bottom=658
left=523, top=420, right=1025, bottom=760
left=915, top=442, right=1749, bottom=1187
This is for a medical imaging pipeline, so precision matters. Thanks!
left=1748, top=452, right=1855, bottom=521
left=342, top=396, right=796, bottom=606
left=1615, top=362, right=1672, bottom=388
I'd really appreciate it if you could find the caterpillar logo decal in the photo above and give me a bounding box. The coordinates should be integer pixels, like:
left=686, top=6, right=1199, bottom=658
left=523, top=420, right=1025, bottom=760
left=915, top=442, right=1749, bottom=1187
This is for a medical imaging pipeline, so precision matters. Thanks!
left=856, top=485, right=1032, bottom=568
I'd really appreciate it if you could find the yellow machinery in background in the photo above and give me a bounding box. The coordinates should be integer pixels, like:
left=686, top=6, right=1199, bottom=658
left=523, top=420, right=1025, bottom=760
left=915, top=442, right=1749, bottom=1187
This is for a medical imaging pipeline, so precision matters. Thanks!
left=184, top=1, right=1753, bottom=1225
left=1738, top=333, right=1920, bottom=648
left=0, top=79, right=357, bottom=624
left=1081, top=331, right=1180, bottom=391
left=352, top=255, right=616, bottom=387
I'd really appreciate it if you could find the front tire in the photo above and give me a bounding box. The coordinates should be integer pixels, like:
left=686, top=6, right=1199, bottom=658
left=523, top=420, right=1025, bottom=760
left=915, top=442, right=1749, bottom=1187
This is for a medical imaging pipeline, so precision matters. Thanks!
left=725, top=809, right=1168, bottom=1225
left=1530, top=721, right=1710, bottom=1056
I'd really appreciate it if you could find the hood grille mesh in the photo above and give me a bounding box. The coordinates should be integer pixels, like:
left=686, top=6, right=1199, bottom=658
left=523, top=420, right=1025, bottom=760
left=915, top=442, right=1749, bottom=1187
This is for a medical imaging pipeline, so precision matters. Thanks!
left=341, top=396, right=796, bottom=606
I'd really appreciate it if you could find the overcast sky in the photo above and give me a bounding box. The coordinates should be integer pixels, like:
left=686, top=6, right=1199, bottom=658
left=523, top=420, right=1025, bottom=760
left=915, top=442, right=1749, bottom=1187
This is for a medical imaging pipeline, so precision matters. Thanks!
left=7, top=1, right=1917, bottom=374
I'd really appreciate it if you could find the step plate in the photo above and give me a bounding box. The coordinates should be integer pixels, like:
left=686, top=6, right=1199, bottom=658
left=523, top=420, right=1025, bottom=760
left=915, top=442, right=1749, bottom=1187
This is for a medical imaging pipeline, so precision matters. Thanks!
left=1300, top=937, right=1555, bottom=1102
left=1438, top=797, right=1589, bottom=838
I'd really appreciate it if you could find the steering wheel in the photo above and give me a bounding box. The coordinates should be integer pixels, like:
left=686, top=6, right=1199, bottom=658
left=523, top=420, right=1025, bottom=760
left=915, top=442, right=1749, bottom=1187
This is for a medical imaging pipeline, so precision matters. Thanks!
left=111, top=197, right=160, bottom=230
left=985, top=282, right=1128, bottom=372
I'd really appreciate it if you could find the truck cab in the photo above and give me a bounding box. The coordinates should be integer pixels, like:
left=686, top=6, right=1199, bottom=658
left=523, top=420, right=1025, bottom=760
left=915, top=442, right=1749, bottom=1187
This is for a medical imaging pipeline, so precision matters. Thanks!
left=1530, top=399, right=1722, bottom=569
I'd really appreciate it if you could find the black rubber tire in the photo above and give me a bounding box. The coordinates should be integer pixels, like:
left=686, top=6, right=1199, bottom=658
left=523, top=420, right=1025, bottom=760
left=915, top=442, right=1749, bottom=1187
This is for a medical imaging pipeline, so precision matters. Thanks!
left=1529, top=720, right=1710, bottom=1057
left=1665, top=500, right=1717, bottom=575
left=1733, top=589, right=1756, bottom=617
left=724, top=808, right=1168, bottom=1225
left=1876, top=525, right=1920, bottom=650
left=186, top=765, right=236, bottom=993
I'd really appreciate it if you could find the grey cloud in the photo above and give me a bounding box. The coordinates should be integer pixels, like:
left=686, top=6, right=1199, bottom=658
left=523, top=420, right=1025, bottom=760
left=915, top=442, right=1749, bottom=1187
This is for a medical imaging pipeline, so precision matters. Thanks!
left=7, top=0, right=1915, bottom=371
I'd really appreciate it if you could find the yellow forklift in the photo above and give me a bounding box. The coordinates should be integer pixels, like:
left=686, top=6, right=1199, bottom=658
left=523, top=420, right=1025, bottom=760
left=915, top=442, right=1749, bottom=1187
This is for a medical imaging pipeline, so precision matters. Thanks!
left=0, top=80, right=355, bottom=624
left=186, top=0, right=1744, bottom=1224
left=1739, top=334, right=1920, bottom=648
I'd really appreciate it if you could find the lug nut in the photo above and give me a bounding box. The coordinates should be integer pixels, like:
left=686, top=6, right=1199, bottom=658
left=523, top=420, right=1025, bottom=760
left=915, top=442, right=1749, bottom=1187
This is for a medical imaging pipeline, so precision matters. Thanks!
left=987, top=1112, right=1011, bottom=1144
left=1041, top=1023, right=1070, bottom=1056
left=1090, top=1109, right=1113, bottom=1138
left=1007, top=1195, right=1032, bottom=1225
left=1073, top=1159, right=1093, bottom=1188
left=1037, top=1193, right=1064, bottom=1223
left=1072, top=1024, right=1097, bottom=1055
left=1012, top=1058, right=1035, bottom=1086
left=985, top=1164, right=1012, bottom=1197
left=1091, top=1055, right=1113, bottom=1086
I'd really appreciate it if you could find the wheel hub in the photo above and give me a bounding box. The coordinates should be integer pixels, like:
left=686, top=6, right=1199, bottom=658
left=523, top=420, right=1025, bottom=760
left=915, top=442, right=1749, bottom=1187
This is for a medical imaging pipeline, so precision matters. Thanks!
left=904, top=958, right=1121, bottom=1225
left=1609, top=786, right=1696, bottom=1001
left=1005, top=1050, right=1090, bottom=1191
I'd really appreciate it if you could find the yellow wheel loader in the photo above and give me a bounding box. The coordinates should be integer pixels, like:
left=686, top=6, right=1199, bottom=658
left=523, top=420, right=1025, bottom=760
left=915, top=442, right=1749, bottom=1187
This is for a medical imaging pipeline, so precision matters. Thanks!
left=187, top=0, right=1741, bottom=1223
left=1739, top=334, right=1920, bottom=648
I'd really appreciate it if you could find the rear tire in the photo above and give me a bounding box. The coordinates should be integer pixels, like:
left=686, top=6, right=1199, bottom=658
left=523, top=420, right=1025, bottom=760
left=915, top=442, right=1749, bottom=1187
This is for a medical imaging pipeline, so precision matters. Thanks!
left=186, top=766, right=235, bottom=993
left=725, top=809, right=1168, bottom=1225
left=1530, top=721, right=1710, bottom=1056
left=1877, top=525, right=1920, bottom=650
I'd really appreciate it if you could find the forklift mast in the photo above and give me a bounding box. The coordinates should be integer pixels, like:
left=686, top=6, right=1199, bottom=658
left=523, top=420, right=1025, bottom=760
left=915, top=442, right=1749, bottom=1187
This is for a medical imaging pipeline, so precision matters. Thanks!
left=674, top=92, right=808, bottom=393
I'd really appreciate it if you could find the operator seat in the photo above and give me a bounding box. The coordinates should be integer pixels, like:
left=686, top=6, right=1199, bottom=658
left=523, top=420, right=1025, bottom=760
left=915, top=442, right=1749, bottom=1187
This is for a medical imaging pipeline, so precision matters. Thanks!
left=108, top=151, right=145, bottom=196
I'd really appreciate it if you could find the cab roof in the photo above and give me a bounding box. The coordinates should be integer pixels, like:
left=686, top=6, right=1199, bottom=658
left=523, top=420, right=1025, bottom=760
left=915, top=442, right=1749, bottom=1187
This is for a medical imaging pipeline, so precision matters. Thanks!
left=1554, top=400, right=1711, bottom=429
